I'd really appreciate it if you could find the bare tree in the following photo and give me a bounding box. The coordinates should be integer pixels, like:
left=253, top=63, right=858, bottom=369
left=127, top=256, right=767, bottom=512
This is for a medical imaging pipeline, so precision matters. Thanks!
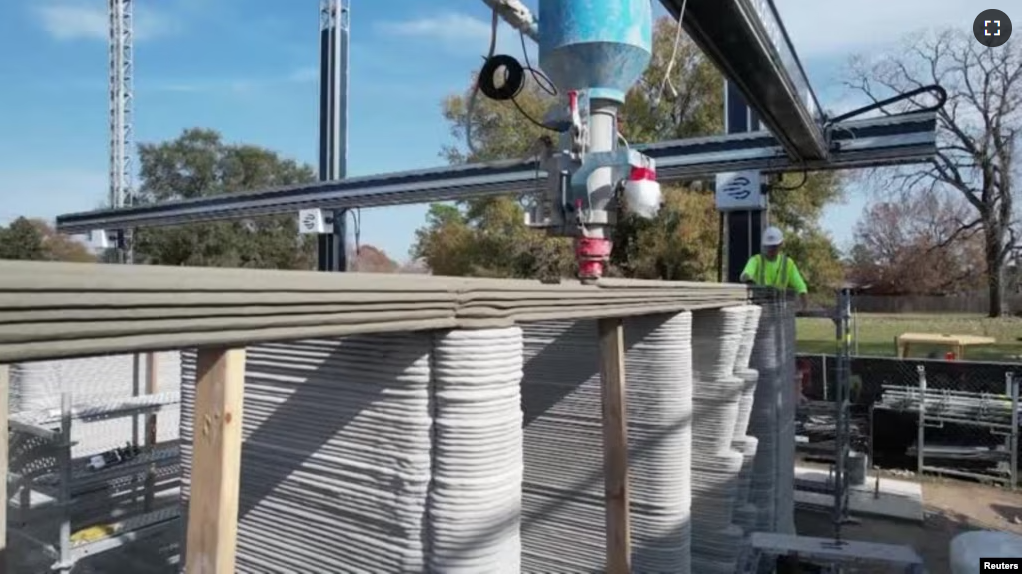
left=845, top=29, right=1021, bottom=316
left=849, top=187, right=985, bottom=295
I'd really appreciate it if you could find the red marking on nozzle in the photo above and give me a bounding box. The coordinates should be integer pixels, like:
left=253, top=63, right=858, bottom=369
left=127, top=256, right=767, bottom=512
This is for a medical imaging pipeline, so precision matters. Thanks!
left=629, top=166, right=656, bottom=181
left=575, top=238, right=613, bottom=281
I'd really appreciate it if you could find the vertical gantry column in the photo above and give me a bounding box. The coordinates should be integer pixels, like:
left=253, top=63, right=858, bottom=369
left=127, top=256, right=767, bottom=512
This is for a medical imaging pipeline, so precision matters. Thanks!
left=428, top=327, right=524, bottom=574
left=689, top=306, right=748, bottom=574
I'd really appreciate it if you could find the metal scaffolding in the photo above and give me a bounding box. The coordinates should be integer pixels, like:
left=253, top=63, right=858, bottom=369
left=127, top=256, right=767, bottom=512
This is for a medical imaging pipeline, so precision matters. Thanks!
left=108, top=0, right=133, bottom=210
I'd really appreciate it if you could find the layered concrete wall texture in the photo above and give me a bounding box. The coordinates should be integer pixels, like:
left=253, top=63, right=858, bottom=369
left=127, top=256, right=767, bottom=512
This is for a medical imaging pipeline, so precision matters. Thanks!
left=519, top=313, right=694, bottom=574
left=0, top=261, right=777, bottom=572
left=173, top=303, right=800, bottom=573
left=5, top=307, right=796, bottom=573
left=180, top=328, right=525, bottom=574
left=747, top=297, right=798, bottom=537
left=177, top=308, right=780, bottom=574
left=688, top=305, right=760, bottom=573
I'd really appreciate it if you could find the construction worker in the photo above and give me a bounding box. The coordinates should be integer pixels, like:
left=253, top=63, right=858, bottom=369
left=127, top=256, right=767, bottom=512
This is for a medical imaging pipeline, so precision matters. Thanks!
left=740, top=226, right=809, bottom=309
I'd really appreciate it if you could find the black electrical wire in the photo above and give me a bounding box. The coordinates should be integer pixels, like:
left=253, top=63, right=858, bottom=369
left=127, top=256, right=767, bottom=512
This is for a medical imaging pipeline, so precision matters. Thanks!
left=519, top=31, right=557, bottom=96
left=477, top=53, right=561, bottom=133
left=824, top=84, right=947, bottom=126
left=771, top=166, right=808, bottom=191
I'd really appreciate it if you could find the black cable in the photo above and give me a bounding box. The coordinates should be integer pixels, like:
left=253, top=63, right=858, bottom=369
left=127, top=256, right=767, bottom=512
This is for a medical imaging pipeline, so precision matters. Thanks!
left=824, top=84, right=947, bottom=126
left=351, top=208, right=361, bottom=257
left=511, top=97, right=559, bottom=131
left=478, top=54, right=524, bottom=100
left=519, top=31, right=557, bottom=96
left=771, top=167, right=808, bottom=191
left=477, top=53, right=561, bottom=133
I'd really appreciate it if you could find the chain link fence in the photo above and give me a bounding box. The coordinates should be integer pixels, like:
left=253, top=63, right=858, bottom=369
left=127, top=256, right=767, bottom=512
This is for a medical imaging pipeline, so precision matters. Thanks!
left=794, top=354, right=1021, bottom=486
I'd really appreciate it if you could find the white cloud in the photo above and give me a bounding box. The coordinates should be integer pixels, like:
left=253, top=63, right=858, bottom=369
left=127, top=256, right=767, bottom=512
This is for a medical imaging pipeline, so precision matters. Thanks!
left=375, top=12, right=531, bottom=58
left=378, top=12, right=492, bottom=41
left=34, top=1, right=181, bottom=42
left=139, top=67, right=317, bottom=96
left=775, top=0, right=1022, bottom=58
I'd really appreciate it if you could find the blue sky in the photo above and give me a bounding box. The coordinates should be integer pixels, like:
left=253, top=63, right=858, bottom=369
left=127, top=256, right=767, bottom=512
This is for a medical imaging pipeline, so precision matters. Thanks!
left=0, top=0, right=1019, bottom=263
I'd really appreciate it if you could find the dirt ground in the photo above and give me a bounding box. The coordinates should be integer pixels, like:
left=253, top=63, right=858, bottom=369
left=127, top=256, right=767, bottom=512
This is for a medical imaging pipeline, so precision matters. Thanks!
left=795, top=478, right=1022, bottom=573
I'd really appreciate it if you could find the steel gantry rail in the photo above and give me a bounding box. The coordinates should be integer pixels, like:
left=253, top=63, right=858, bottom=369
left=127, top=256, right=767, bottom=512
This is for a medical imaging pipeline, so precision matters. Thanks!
left=661, top=0, right=828, bottom=161
left=55, top=112, right=937, bottom=234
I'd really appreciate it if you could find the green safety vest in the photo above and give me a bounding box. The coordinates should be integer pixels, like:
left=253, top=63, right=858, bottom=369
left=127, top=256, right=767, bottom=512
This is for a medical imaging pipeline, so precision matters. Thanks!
left=752, top=253, right=792, bottom=290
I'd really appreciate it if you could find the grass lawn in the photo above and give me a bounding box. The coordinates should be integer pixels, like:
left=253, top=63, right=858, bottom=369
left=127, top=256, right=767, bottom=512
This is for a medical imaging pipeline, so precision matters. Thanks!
left=797, top=313, right=1022, bottom=362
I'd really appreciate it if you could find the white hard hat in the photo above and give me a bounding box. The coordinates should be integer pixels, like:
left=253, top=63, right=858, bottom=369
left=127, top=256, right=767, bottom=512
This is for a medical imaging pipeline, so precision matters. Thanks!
left=762, top=226, right=784, bottom=247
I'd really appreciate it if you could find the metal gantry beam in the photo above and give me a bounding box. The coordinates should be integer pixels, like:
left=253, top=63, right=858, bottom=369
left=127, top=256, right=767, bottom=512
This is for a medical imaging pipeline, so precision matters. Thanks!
left=55, top=112, right=937, bottom=234
left=661, top=0, right=828, bottom=162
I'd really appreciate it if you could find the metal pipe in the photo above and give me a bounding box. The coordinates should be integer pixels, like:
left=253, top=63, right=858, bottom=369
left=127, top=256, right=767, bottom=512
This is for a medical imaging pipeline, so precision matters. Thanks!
left=916, top=366, right=926, bottom=477
left=58, top=393, right=72, bottom=574
left=131, top=352, right=140, bottom=508
left=586, top=99, right=618, bottom=220
left=832, top=287, right=852, bottom=540
left=821, top=354, right=828, bottom=402
left=1009, top=372, right=1020, bottom=490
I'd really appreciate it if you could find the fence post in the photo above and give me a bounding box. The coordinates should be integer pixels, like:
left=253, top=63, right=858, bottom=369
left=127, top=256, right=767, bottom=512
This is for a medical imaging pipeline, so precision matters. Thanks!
left=852, top=309, right=859, bottom=356
left=144, top=352, right=158, bottom=512
left=1009, top=372, right=1020, bottom=491
left=916, top=365, right=926, bottom=477
left=822, top=354, right=828, bottom=402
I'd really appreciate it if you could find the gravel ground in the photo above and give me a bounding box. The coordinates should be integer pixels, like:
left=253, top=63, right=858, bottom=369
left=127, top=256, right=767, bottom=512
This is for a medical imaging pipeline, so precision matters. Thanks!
left=795, top=479, right=1021, bottom=573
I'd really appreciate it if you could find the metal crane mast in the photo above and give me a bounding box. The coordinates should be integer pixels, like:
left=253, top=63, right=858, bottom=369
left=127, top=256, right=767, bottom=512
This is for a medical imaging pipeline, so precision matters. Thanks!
left=109, top=0, right=134, bottom=210
left=316, top=0, right=350, bottom=272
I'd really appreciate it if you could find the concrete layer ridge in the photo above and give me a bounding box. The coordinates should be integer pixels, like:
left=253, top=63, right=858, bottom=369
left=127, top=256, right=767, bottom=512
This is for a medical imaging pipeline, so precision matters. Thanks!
left=0, top=260, right=749, bottom=363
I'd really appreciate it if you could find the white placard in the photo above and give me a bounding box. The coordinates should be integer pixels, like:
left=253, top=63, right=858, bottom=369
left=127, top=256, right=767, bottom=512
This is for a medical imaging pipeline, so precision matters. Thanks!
left=89, top=229, right=111, bottom=249
left=297, top=208, right=326, bottom=235
left=715, top=170, right=765, bottom=211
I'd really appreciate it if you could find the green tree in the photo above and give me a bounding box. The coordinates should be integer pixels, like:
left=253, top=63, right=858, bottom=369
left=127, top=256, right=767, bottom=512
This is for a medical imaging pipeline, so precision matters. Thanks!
left=132, top=128, right=317, bottom=269
left=415, top=17, right=844, bottom=289
left=0, top=217, right=96, bottom=262
left=0, top=217, right=46, bottom=260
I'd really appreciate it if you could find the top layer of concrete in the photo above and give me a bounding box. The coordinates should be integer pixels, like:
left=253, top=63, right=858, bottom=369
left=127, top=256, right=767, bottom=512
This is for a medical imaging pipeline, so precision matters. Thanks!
left=0, top=260, right=749, bottom=363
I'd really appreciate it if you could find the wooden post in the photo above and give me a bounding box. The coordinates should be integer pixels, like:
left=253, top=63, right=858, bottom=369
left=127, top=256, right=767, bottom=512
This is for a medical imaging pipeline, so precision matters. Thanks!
left=185, top=347, right=245, bottom=575
left=0, top=365, right=8, bottom=572
left=598, top=318, right=631, bottom=574
left=144, top=352, right=159, bottom=511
